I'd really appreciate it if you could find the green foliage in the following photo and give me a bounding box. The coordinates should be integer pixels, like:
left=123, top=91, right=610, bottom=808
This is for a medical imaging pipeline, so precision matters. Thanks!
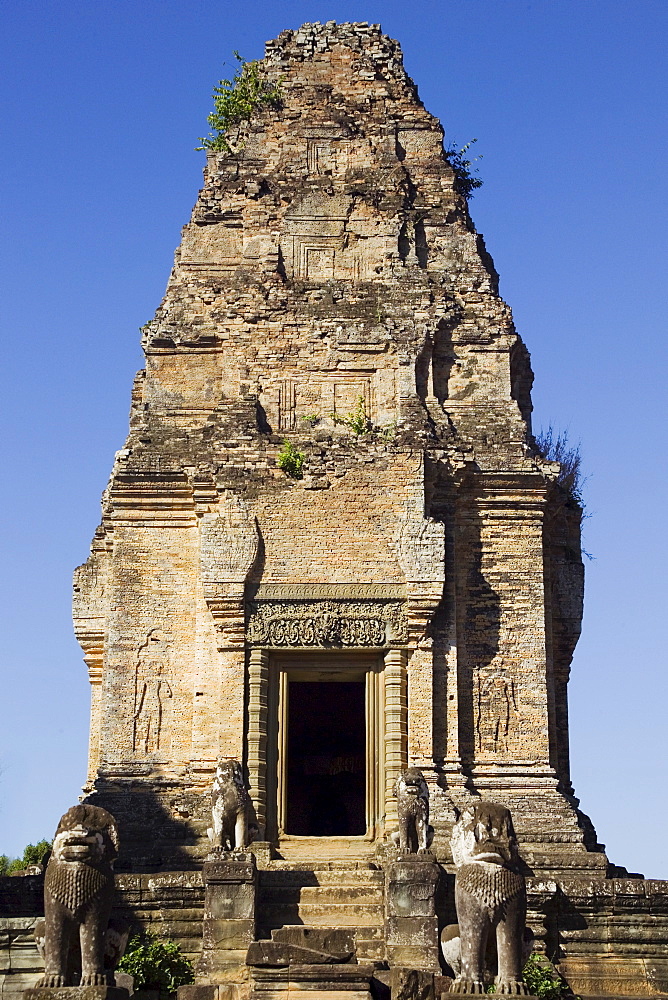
left=301, top=413, right=321, bottom=428
left=444, top=138, right=483, bottom=200
left=333, top=396, right=370, bottom=435
left=521, top=953, right=575, bottom=1000
left=535, top=426, right=585, bottom=506
left=22, top=840, right=51, bottom=867
left=277, top=440, right=304, bottom=479
left=197, top=52, right=282, bottom=153
left=117, top=934, right=194, bottom=995
left=485, top=955, right=575, bottom=999
left=0, top=840, right=51, bottom=875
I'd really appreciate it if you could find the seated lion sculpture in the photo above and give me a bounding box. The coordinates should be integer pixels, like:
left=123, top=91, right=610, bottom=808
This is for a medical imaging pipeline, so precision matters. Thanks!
left=393, top=767, right=434, bottom=854
left=37, top=804, right=119, bottom=987
left=207, top=758, right=252, bottom=852
left=447, top=800, right=529, bottom=995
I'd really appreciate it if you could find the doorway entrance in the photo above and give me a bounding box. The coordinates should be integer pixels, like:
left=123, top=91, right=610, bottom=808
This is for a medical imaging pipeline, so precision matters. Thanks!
left=266, top=653, right=384, bottom=842
left=286, top=680, right=365, bottom=835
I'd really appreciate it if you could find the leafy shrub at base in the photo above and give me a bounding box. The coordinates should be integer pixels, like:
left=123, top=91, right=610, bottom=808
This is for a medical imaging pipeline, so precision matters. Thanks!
left=117, top=934, right=194, bottom=997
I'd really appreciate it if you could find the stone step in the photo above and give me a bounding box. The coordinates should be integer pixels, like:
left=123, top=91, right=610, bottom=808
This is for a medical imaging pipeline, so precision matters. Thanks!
left=283, top=902, right=384, bottom=926
left=251, top=963, right=375, bottom=1000
left=259, top=885, right=383, bottom=906
left=273, top=840, right=377, bottom=863
left=260, top=868, right=384, bottom=886
left=259, top=901, right=384, bottom=931
left=266, top=859, right=380, bottom=871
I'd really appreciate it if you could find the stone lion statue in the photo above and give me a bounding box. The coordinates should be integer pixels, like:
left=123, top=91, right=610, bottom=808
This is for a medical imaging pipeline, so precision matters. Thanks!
left=446, top=800, right=528, bottom=995
left=207, top=758, right=252, bottom=852
left=393, top=767, right=433, bottom=854
left=37, top=804, right=119, bottom=987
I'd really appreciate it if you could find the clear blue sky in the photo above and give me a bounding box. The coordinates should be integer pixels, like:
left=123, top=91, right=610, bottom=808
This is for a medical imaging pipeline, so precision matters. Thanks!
left=1, top=0, right=666, bottom=876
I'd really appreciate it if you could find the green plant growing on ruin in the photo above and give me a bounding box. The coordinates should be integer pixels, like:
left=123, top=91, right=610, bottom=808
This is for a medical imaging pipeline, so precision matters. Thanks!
left=117, top=934, right=194, bottom=995
left=534, top=426, right=585, bottom=506
left=301, top=413, right=321, bottom=428
left=521, top=954, right=576, bottom=1000
left=277, top=440, right=304, bottom=479
left=444, top=139, right=483, bottom=200
left=485, top=954, right=575, bottom=999
left=197, top=52, right=282, bottom=153
left=332, top=396, right=370, bottom=435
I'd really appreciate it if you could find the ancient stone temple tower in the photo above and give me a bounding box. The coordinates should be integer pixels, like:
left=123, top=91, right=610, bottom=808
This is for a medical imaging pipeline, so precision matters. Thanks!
left=74, top=21, right=593, bottom=875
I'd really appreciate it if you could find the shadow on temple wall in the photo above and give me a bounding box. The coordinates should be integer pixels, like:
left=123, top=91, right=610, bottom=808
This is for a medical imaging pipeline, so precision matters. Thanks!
left=426, top=459, right=501, bottom=770
left=85, top=783, right=210, bottom=873
left=447, top=485, right=501, bottom=771
left=541, top=886, right=588, bottom=963
left=415, top=319, right=456, bottom=406
left=246, top=527, right=266, bottom=593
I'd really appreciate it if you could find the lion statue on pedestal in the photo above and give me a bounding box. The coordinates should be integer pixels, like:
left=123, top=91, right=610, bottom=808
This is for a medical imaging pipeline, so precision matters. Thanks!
left=393, top=767, right=434, bottom=854
left=446, top=800, right=529, bottom=995
left=37, top=804, right=119, bottom=987
left=207, top=758, right=253, bottom=852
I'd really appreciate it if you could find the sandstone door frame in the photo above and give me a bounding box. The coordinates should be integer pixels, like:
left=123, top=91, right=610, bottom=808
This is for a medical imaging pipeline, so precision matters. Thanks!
left=246, top=648, right=407, bottom=844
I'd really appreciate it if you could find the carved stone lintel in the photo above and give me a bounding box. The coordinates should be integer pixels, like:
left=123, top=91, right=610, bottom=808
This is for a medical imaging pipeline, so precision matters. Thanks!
left=246, top=598, right=407, bottom=647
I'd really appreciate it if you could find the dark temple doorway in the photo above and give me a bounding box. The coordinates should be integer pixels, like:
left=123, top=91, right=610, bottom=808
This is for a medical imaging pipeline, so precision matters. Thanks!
left=285, top=680, right=366, bottom=836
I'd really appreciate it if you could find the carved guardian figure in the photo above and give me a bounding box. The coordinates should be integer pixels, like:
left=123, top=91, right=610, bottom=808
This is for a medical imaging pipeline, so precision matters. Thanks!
left=448, top=801, right=528, bottom=995
left=394, top=767, right=432, bottom=854
left=37, top=804, right=118, bottom=987
left=207, top=758, right=251, bottom=851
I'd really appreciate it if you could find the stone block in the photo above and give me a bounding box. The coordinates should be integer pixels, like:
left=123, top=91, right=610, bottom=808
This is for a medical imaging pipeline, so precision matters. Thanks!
left=178, top=986, right=220, bottom=1000
left=386, top=860, right=441, bottom=919
left=389, top=969, right=433, bottom=1000
left=246, top=941, right=347, bottom=966
left=202, top=918, right=255, bottom=950
left=203, top=858, right=256, bottom=884
left=270, top=928, right=354, bottom=959
left=205, top=884, right=255, bottom=922
left=386, top=916, right=438, bottom=950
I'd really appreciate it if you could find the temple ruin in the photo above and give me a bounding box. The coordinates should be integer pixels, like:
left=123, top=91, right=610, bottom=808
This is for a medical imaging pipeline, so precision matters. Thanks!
left=3, top=22, right=666, bottom=1000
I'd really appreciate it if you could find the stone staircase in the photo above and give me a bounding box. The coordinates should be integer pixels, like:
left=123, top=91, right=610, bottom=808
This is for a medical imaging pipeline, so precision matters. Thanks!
left=257, top=860, right=386, bottom=962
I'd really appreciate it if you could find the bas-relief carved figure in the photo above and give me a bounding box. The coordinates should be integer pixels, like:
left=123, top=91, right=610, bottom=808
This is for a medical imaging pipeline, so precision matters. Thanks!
left=447, top=801, right=528, bottom=995
left=37, top=804, right=119, bottom=987
left=207, top=758, right=252, bottom=852
left=393, top=767, right=433, bottom=854
left=476, top=668, right=518, bottom=754
left=133, top=629, right=172, bottom=754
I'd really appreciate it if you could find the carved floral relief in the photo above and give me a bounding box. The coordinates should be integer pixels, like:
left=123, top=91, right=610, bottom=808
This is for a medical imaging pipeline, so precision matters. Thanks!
left=246, top=598, right=407, bottom=647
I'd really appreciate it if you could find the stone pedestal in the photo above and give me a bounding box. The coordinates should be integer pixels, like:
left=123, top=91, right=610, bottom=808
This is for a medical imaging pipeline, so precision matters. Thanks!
left=196, top=853, right=257, bottom=980
left=386, top=856, right=441, bottom=972
left=24, top=989, right=129, bottom=1000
